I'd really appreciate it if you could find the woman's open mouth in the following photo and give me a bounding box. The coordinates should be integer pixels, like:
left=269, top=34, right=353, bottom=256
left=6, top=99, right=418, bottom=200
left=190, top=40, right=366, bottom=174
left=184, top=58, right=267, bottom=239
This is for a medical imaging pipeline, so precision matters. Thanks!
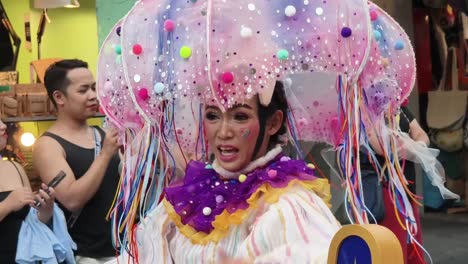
left=217, top=146, right=239, bottom=162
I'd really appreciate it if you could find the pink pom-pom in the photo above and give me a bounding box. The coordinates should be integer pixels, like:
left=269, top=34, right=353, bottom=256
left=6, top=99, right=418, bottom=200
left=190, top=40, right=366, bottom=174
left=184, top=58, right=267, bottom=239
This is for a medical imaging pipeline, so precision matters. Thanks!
left=267, top=169, right=277, bottom=178
left=132, top=44, right=143, bottom=55
left=221, top=72, right=234, bottom=83
left=99, top=106, right=105, bottom=114
left=164, top=20, right=175, bottom=32
left=138, top=88, right=149, bottom=101
left=370, top=10, right=378, bottom=21
left=298, top=117, right=308, bottom=126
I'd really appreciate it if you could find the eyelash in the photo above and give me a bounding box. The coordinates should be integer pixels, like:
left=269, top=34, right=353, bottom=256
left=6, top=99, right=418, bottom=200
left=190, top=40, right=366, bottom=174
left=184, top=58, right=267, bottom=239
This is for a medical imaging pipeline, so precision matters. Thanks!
left=205, top=112, right=219, bottom=120
left=234, top=113, right=249, bottom=121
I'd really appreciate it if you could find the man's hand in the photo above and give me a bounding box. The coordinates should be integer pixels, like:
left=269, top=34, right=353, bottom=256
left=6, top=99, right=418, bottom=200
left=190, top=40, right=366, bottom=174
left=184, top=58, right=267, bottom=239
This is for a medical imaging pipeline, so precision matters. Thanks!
left=101, top=128, right=120, bottom=158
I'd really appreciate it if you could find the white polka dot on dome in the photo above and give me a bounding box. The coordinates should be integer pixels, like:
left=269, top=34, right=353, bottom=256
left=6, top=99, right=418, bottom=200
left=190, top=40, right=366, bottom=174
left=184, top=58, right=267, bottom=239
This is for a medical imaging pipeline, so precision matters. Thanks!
left=248, top=3, right=255, bottom=11
left=240, top=26, right=253, bottom=38
left=304, top=0, right=309, bottom=5
left=133, top=74, right=141, bottom=83
left=285, top=5, right=296, bottom=17
left=316, top=7, right=324, bottom=16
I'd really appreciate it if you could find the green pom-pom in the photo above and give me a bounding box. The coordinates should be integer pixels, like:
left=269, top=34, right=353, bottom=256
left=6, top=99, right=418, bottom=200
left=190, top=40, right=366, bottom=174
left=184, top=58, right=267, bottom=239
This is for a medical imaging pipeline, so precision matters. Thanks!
left=277, top=49, right=289, bottom=60
left=115, top=45, right=122, bottom=55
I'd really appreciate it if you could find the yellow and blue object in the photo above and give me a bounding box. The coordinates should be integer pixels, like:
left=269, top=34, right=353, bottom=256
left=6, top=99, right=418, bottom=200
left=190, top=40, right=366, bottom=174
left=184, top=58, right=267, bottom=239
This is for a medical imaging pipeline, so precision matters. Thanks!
left=328, top=224, right=403, bottom=264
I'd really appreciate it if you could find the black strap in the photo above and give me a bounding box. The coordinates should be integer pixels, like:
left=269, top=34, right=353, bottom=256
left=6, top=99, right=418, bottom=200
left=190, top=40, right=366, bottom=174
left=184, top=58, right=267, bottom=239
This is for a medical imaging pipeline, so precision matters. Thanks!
left=93, top=127, right=101, bottom=158
left=42, top=131, right=65, bottom=142
left=9, top=160, right=24, bottom=187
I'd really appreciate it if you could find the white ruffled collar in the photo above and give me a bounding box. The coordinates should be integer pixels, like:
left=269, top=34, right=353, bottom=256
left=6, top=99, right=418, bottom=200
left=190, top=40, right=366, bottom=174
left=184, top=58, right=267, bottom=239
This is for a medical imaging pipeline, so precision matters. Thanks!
left=212, top=145, right=282, bottom=179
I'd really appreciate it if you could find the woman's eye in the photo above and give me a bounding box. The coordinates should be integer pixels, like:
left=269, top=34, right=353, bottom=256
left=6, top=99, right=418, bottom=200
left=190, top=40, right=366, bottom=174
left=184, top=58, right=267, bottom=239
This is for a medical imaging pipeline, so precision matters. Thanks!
left=205, top=112, right=219, bottom=121
left=234, top=113, right=249, bottom=121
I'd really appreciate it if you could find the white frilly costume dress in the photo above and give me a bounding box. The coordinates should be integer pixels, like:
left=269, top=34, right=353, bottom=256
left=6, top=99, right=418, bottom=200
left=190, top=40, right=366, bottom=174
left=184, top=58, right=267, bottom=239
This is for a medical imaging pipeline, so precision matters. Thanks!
left=109, top=147, right=340, bottom=263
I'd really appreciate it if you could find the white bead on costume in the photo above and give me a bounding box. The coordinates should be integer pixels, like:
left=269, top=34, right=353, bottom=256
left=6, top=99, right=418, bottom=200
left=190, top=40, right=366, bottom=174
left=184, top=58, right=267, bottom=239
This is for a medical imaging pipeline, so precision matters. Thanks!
left=202, top=207, right=212, bottom=216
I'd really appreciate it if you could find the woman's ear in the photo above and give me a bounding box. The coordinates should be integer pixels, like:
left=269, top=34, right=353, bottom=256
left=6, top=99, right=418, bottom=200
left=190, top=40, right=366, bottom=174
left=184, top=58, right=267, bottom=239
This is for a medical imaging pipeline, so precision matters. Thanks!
left=266, top=110, right=284, bottom=136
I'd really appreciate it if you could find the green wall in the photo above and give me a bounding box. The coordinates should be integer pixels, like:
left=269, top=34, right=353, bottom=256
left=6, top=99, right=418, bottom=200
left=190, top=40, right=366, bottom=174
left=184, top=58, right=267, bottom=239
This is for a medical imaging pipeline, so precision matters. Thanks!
left=96, top=0, right=136, bottom=47
left=39, top=0, right=98, bottom=76
left=2, top=0, right=98, bottom=83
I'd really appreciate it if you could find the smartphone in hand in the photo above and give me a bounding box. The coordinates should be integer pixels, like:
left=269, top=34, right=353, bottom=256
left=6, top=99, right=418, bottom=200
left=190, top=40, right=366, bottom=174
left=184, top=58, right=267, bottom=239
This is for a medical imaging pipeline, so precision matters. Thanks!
left=34, top=171, right=66, bottom=207
left=47, top=171, right=66, bottom=189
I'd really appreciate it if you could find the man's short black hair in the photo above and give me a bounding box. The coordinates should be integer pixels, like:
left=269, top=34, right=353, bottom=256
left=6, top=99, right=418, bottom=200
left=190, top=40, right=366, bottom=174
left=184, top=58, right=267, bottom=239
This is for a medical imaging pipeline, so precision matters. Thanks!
left=44, top=59, right=88, bottom=107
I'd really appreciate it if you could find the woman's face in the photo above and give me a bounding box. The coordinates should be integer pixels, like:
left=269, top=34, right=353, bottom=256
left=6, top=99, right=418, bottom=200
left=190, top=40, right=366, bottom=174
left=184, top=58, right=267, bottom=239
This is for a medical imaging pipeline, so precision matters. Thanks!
left=0, top=120, right=7, bottom=151
left=204, top=97, right=263, bottom=172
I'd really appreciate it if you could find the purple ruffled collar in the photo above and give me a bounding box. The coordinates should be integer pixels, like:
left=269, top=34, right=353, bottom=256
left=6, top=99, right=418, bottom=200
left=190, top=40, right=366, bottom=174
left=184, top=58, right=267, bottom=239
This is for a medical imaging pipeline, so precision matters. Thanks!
left=164, top=153, right=317, bottom=234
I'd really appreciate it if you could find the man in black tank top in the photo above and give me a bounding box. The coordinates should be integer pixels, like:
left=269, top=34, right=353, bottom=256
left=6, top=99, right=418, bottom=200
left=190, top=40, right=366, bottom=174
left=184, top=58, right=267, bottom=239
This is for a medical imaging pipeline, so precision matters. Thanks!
left=33, top=59, right=121, bottom=263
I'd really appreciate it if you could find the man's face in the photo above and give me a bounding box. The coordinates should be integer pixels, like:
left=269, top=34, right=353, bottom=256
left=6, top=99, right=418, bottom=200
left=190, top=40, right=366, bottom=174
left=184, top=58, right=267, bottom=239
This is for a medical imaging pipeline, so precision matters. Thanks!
left=55, top=68, right=98, bottom=119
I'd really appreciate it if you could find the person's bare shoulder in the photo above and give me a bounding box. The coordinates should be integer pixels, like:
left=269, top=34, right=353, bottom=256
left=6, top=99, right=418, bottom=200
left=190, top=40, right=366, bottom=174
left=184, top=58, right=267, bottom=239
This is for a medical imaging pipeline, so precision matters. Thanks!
left=34, top=135, right=65, bottom=158
left=33, top=135, right=68, bottom=183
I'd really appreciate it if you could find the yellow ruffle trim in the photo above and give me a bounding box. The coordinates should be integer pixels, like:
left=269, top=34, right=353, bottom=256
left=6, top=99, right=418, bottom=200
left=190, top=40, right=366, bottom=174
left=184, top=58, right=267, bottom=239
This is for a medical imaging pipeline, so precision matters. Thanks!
left=163, top=178, right=331, bottom=245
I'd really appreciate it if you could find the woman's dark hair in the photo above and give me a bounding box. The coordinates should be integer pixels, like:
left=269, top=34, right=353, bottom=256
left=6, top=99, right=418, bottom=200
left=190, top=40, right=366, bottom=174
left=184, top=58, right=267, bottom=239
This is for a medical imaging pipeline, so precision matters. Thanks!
left=44, top=59, right=88, bottom=107
left=253, top=81, right=289, bottom=156
left=0, top=122, right=20, bottom=162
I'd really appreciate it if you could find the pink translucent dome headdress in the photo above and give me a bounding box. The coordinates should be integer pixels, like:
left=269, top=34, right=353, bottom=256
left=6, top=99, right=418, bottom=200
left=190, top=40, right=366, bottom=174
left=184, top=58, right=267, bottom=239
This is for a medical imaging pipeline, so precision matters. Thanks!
left=111, top=0, right=378, bottom=154
left=99, top=0, right=417, bottom=151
